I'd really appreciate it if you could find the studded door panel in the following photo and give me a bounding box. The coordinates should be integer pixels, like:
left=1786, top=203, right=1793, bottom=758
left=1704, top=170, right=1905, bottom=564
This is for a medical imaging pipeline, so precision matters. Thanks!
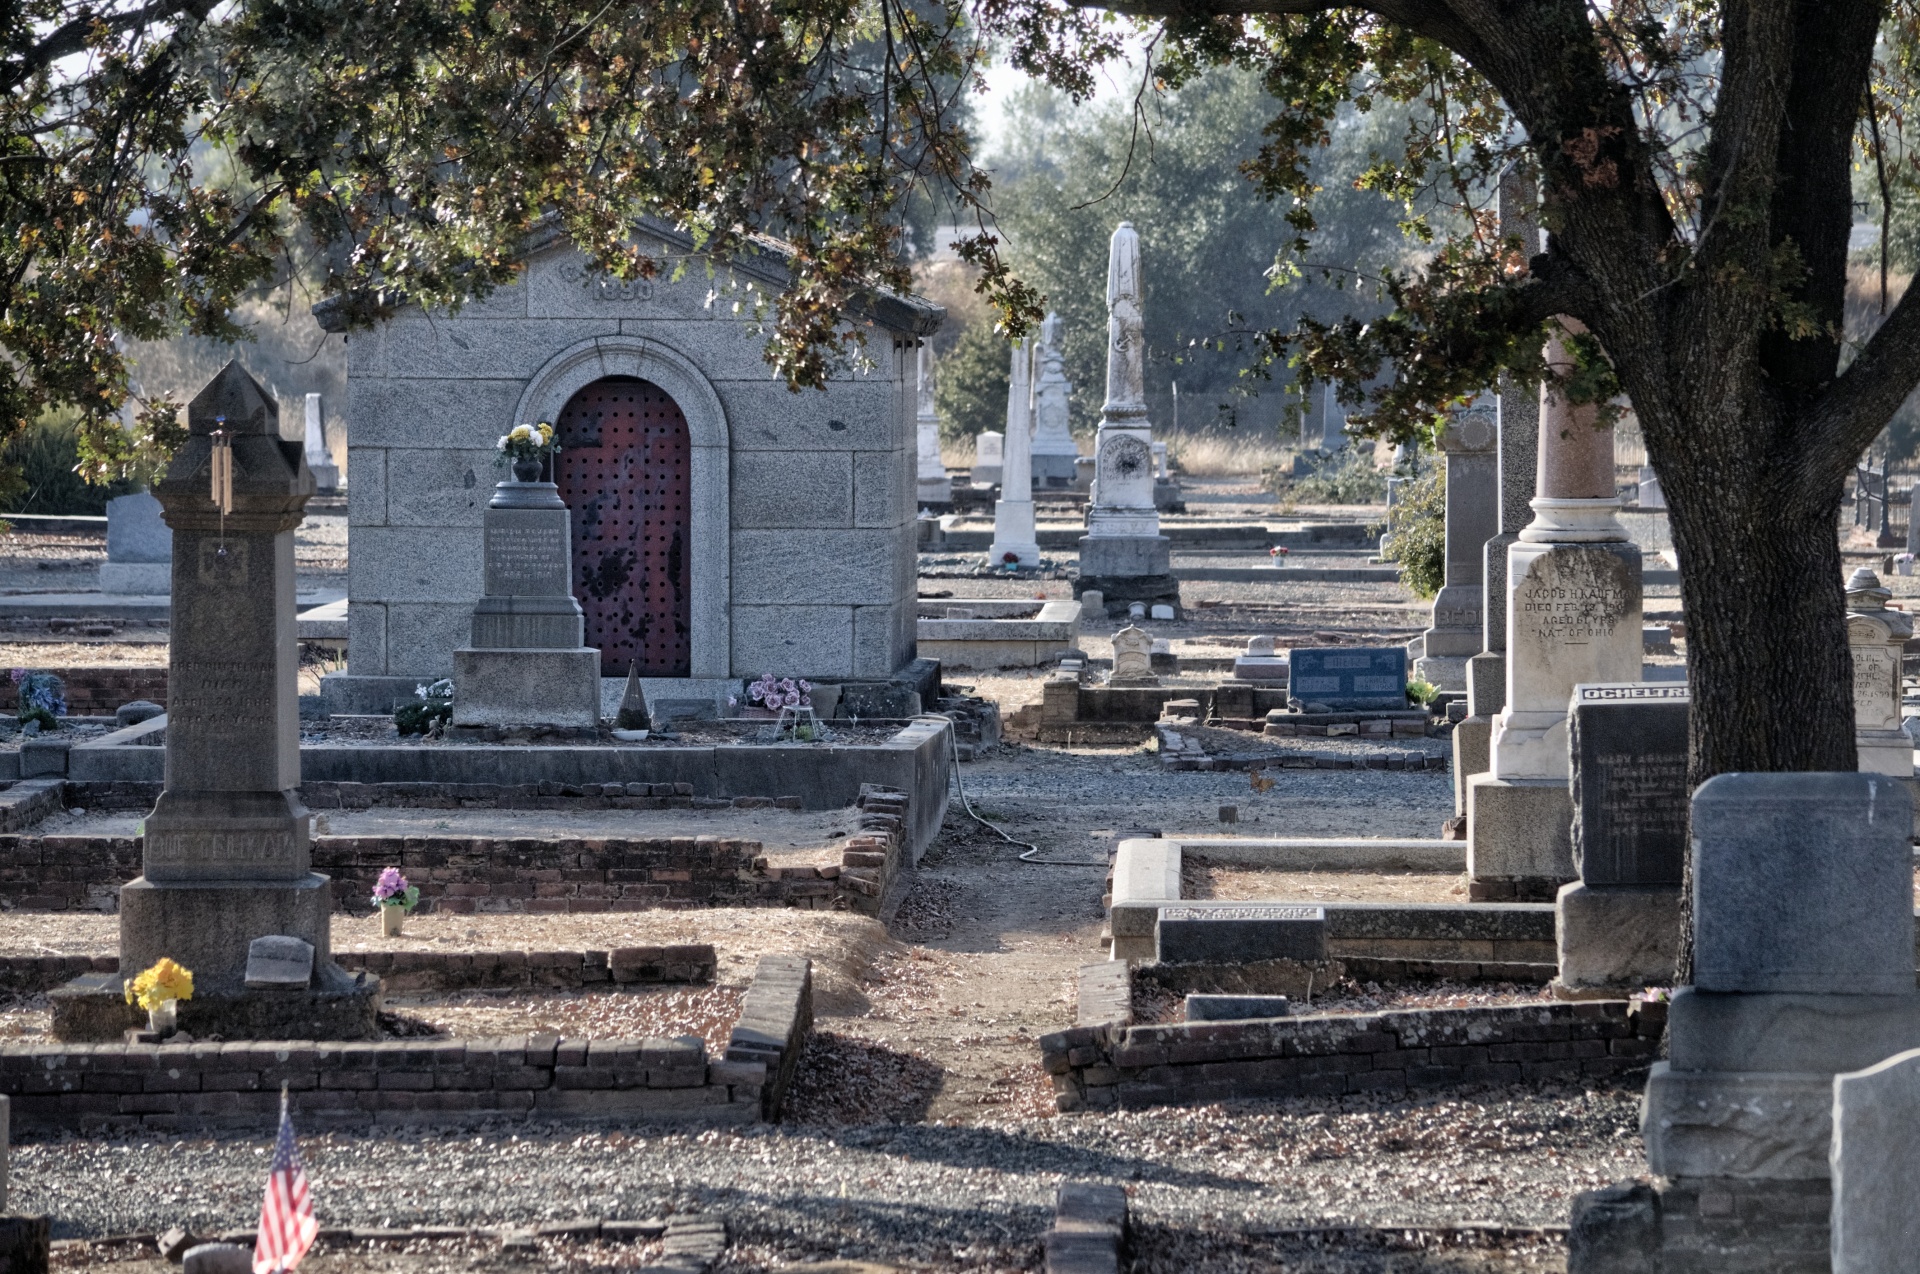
left=553, top=377, right=692, bottom=677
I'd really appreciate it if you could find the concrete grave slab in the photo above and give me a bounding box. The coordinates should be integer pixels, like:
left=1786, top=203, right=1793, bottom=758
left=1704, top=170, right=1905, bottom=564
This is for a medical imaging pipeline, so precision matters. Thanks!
left=1155, top=904, right=1327, bottom=964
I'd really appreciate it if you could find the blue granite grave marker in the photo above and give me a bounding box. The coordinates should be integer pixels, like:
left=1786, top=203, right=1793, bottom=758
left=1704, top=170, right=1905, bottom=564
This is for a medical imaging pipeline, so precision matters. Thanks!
left=1287, top=647, right=1408, bottom=710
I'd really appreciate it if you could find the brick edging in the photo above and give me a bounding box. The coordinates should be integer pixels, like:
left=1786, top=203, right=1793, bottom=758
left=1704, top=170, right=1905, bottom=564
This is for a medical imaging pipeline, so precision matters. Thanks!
left=2, top=957, right=815, bottom=1134
left=1041, top=999, right=1667, bottom=1113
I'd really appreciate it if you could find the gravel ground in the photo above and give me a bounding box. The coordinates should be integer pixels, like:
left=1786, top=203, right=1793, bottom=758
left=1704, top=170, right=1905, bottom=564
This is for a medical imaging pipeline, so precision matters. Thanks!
left=14, top=1080, right=1640, bottom=1260
left=1185, top=859, right=1467, bottom=904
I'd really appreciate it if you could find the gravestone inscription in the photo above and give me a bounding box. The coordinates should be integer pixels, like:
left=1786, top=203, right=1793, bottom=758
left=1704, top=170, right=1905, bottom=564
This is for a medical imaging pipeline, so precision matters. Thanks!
left=1569, top=683, right=1689, bottom=886
left=1289, top=647, right=1408, bottom=710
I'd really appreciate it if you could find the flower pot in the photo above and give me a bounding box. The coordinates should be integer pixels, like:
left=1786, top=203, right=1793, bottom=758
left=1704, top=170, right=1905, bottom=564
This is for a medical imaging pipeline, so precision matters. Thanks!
left=380, top=905, right=406, bottom=937
left=512, top=457, right=543, bottom=483
left=147, top=999, right=177, bottom=1035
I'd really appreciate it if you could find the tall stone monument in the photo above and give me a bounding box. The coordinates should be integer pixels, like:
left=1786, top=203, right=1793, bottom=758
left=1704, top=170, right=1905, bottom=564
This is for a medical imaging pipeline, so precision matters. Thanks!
left=1570, top=772, right=1920, bottom=1272
left=115, top=361, right=375, bottom=1037
left=1455, top=164, right=1541, bottom=826
left=1467, top=321, right=1642, bottom=899
left=1078, top=223, right=1175, bottom=613
left=1413, top=400, right=1498, bottom=694
left=1030, top=314, right=1078, bottom=489
left=302, top=392, right=340, bottom=493
left=915, top=345, right=952, bottom=509
left=989, top=337, right=1041, bottom=568
left=452, top=475, right=602, bottom=732
left=1844, top=567, right=1913, bottom=779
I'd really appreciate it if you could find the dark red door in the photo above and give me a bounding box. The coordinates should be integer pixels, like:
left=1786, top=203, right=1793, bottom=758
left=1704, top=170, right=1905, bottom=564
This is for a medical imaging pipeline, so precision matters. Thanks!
left=553, top=377, right=691, bottom=677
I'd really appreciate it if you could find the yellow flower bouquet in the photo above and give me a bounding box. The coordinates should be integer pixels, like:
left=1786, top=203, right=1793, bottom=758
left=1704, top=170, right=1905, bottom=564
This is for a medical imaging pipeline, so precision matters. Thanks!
left=124, top=957, right=193, bottom=1011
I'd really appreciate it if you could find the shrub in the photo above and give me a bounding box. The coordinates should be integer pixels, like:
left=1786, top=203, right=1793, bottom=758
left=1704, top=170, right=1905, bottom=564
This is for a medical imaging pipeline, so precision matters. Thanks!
left=1288, top=448, right=1388, bottom=504
left=1, top=413, right=136, bottom=515
left=1383, top=467, right=1446, bottom=599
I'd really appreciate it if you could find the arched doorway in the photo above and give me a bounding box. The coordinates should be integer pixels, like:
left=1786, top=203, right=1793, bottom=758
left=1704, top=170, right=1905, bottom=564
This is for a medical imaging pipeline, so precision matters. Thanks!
left=553, top=376, right=692, bottom=677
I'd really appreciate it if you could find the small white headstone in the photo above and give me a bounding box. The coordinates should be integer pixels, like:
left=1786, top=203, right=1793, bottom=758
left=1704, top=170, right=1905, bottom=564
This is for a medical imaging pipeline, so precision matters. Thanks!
left=975, top=431, right=1004, bottom=465
left=1080, top=589, right=1104, bottom=616
left=1150, top=604, right=1175, bottom=621
left=1111, top=626, right=1154, bottom=681
left=1246, top=635, right=1276, bottom=656
left=244, top=934, right=315, bottom=988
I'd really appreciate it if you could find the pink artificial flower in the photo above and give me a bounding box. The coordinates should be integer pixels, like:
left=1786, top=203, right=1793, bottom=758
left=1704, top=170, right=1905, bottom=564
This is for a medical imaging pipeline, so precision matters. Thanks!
left=373, top=866, right=408, bottom=901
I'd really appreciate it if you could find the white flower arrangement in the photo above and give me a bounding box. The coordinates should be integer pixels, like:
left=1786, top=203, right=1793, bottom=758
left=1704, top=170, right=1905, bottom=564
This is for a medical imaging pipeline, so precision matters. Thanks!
left=497, top=421, right=556, bottom=464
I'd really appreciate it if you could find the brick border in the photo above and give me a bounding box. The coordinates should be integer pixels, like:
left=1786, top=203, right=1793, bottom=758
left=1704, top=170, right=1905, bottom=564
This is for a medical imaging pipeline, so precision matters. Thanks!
left=0, top=667, right=166, bottom=715
left=0, top=957, right=813, bottom=1134
left=0, top=785, right=913, bottom=917
left=1040, top=999, right=1667, bottom=1113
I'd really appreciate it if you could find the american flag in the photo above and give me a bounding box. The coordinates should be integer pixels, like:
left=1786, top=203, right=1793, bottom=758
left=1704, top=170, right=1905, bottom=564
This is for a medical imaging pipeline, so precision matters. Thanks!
left=253, top=1087, right=318, bottom=1274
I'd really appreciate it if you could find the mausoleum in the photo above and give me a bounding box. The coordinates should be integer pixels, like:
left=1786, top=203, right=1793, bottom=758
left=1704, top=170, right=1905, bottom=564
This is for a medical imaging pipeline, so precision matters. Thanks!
left=314, top=221, right=942, bottom=712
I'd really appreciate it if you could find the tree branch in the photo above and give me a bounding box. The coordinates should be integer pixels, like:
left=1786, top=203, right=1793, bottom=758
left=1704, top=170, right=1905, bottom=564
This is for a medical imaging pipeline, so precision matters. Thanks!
left=0, top=0, right=208, bottom=95
left=1803, top=282, right=1920, bottom=477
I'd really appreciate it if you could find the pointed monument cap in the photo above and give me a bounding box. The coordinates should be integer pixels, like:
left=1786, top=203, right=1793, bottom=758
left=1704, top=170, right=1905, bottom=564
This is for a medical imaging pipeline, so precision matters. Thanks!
left=186, top=361, right=278, bottom=436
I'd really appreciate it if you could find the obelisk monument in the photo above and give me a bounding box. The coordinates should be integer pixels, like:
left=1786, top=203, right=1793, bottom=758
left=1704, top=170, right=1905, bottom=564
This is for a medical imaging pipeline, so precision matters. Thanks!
left=1467, top=322, right=1642, bottom=899
left=915, top=344, right=952, bottom=509
left=1077, top=223, right=1176, bottom=613
left=989, top=337, right=1041, bottom=568
left=114, top=361, right=376, bottom=1037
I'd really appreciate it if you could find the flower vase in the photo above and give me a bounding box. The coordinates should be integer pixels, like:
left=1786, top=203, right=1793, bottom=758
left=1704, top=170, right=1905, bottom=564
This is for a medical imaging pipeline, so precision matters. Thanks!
left=147, top=999, right=177, bottom=1035
left=381, top=905, right=405, bottom=937
left=512, top=457, right=543, bottom=483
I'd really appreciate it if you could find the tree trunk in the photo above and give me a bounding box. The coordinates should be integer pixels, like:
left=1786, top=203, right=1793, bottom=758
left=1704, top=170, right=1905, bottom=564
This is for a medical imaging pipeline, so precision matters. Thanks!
left=1655, top=443, right=1856, bottom=982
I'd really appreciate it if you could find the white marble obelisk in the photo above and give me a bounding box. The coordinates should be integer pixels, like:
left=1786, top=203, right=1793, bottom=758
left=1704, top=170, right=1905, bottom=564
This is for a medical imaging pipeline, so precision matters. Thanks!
left=1078, top=223, right=1173, bottom=605
left=915, top=345, right=951, bottom=507
left=1030, top=313, right=1078, bottom=488
left=989, top=337, right=1040, bottom=568
left=303, top=393, right=340, bottom=492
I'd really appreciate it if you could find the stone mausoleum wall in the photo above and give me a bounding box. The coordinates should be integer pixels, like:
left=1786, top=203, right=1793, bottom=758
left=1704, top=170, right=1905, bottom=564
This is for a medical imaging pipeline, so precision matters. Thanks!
left=315, top=220, right=941, bottom=692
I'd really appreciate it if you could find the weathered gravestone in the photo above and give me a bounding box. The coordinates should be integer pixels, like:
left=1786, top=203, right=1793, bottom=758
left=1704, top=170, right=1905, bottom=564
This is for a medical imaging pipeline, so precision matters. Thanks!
left=1413, top=401, right=1498, bottom=694
left=451, top=474, right=601, bottom=732
left=1556, top=682, right=1688, bottom=992
left=1232, top=635, right=1288, bottom=683
left=98, top=490, right=171, bottom=595
left=1156, top=904, right=1327, bottom=964
left=1830, top=1046, right=1920, bottom=1274
left=1844, top=568, right=1913, bottom=781
left=1109, top=625, right=1156, bottom=685
left=57, top=361, right=379, bottom=1040
left=1583, top=773, right=1920, bottom=1274
left=302, top=392, right=339, bottom=493
left=1288, top=647, right=1407, bottom=710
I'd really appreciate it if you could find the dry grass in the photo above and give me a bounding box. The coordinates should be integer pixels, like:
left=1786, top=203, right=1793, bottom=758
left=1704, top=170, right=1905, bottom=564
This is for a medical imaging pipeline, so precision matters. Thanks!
left=1164, top=432, right=1295, bottom=476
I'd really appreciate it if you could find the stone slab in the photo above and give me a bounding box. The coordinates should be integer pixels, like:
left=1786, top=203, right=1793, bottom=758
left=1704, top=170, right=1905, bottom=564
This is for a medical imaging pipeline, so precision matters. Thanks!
left=1554, top=881, right=1679, bottom=990
left=1668, top=988, right=1920, bottom=1075
left=1569, top=682, right=1688, bottom=885
left=1692, top=772, right=1915, bottom=995
left=1155, top=904, right=1327, bottom=964
left=1077, top=535, right=1171, bottom=579
left=1643, top=1062, right=1838, bottom=1180
left=1184, top=994, right=1292, bottom=1021
left=245, top=934, right=316, bottom=988
left=1830, top=1046, right=1920, bottom=1274
left=1288, top=647, right=1408, bottom=711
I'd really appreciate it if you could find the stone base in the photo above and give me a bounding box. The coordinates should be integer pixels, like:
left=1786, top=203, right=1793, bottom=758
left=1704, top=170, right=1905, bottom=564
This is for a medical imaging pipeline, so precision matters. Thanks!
left=1451, top=717, right=1490, bottom=818
left=319, top=673, right=422, bottom=715
left=1466, top=774, right=1575, bottom=893
left=1569, top=1177, right=1831, bottom=1274
left=1643, top=1062, right=1838, bottom=1179
left=1032, top=454, right=1078, bottom=488
left=50, top=962, right=381, bottom=1042
left=1554, top=882, right=1679, bottom=992
left=99, top=561, right=169, bottom=595
left=120, top=872, right=332, bottom=994
left=453, top=646, right=601, bottom=729
left=470, top=594, right=585, bottom=649
left=1078, top=534, right=1171, bottom=579
left=1072, top=574, right=1180, bottom=609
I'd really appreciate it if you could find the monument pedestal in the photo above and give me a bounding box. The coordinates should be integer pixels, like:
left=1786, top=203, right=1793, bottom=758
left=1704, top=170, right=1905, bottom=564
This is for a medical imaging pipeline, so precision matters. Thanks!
left=1553, top=882, right=1679, bottom=993
left=452, top=480, right=602, bottom=732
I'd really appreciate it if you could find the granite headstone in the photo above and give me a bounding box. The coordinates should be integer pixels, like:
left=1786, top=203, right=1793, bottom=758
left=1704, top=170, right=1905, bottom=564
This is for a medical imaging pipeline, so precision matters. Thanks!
left=1569, top=682, right=1689, bottom=886
left=1691, top=772, right=1914, bottom=995
left=1289, top=647, right=1408, bottom=710
left=1830, top=1046, right=1920, bottom=1274
left=99, top=490, right=172, bottom=594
